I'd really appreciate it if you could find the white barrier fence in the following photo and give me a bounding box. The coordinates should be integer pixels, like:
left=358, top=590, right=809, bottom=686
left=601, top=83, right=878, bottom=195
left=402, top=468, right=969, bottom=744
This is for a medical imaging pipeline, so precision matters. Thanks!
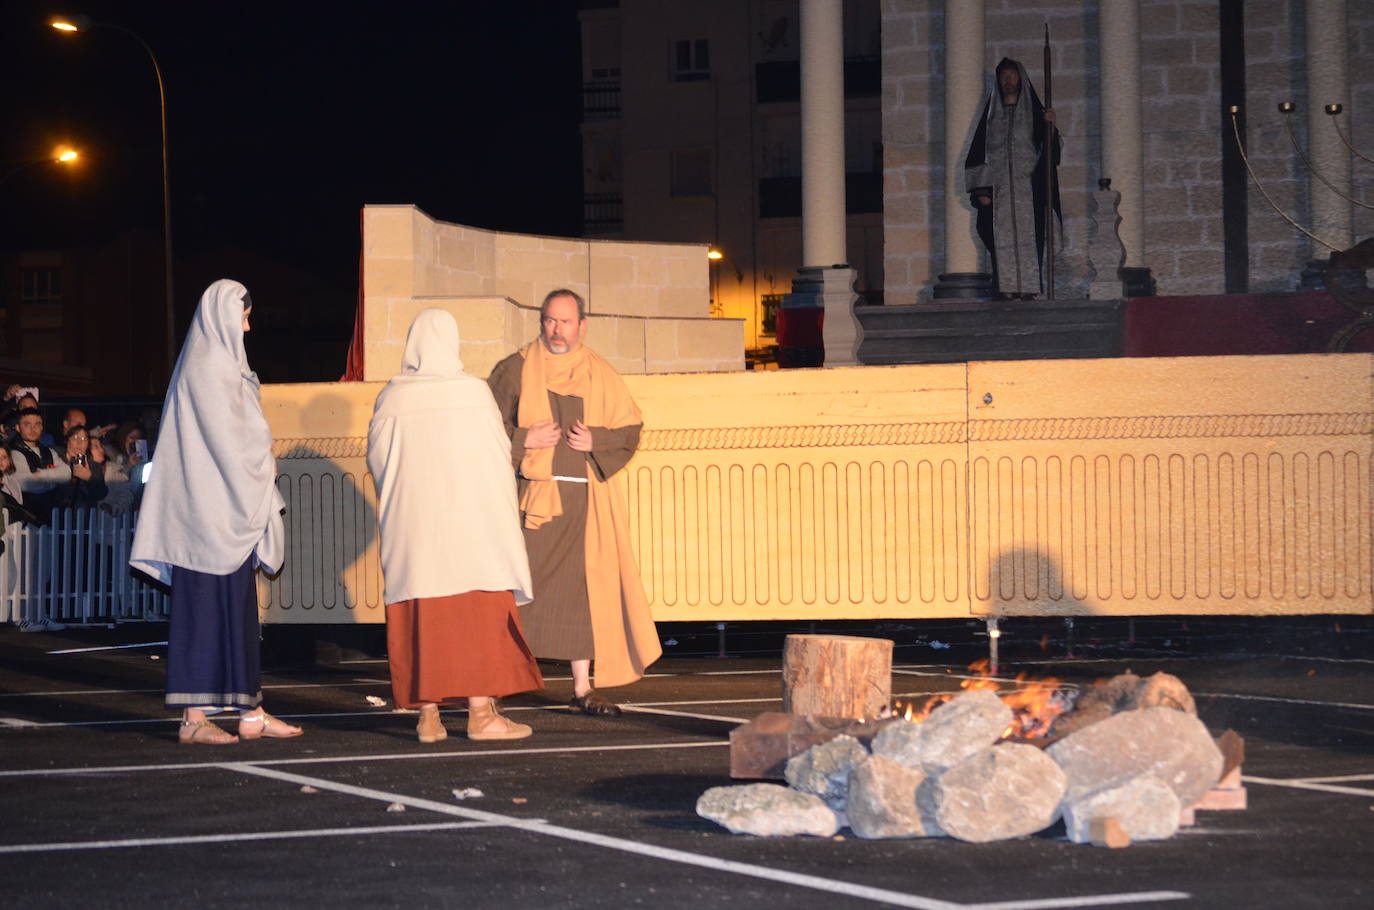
left=0, top=509, right=170, bottom=626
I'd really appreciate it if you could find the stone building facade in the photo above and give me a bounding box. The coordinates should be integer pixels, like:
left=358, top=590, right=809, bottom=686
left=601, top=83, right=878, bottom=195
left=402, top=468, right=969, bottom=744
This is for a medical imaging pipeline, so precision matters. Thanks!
left=883, top=0, right=1374, bottom=304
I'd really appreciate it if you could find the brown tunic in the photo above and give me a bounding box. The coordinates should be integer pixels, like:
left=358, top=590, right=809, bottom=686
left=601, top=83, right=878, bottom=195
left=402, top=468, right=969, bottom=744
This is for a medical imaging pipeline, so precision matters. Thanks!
left=487, top=351, right=641, bottom=660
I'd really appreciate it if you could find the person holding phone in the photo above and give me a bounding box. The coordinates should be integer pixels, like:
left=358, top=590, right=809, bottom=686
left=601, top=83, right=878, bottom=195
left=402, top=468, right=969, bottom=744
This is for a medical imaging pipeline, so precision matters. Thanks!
left=131, top=279, right=301, bottom=745
left=55, top=424, right=108, bottom=509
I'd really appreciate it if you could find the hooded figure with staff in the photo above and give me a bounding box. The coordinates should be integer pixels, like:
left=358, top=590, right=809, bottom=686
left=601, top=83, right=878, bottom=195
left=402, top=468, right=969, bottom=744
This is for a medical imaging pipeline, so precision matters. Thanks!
left=965, top=45, right=1062, bottom=300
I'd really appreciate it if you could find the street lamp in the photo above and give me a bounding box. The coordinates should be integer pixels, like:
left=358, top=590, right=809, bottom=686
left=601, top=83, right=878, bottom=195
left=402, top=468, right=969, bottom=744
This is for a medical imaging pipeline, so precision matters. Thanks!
left=0, top=147, right=80, bottom=188
left=52, top=13, right=176, bottom=378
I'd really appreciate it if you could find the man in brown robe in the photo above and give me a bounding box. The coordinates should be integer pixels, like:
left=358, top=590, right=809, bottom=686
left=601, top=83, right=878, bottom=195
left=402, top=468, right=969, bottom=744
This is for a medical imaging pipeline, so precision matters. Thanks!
left=488, top=289, right=661, bottom=716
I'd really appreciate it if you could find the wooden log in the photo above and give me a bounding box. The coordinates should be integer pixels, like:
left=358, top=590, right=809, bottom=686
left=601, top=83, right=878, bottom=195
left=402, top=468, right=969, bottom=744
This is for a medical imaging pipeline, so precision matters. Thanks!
left=781, top=634, right=893, bottom=719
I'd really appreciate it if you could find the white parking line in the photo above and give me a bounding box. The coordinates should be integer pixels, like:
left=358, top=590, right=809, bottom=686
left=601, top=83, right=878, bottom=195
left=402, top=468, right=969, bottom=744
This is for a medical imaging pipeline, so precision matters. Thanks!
left=225, top=762, right=1189, bottom=910
left=1242, top=775, right=1374, bottom=798
left=47, top=641, right=167, bottom=655
left=0, top=739, right=731, bottom=778
left=0, top=697, right=768, bottom=730
left=1192, top=693, right=1374, bottom=711
left=1291, top=773, right=1374, bottom=784
left=0, top=821, right=496, bottom=854
left=0, top=680, right=390, bottom=698
left=622, top=706, right=751, bottom=724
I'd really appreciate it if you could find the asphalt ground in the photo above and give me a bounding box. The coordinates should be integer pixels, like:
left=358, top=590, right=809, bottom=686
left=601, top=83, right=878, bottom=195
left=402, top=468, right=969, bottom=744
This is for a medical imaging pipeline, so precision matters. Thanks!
left=0, top=616, right=1371, bottom=910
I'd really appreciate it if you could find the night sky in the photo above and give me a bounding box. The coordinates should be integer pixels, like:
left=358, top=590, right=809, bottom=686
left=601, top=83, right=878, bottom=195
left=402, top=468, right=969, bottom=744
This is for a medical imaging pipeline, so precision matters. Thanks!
left=1, top=1, right=583, bottom=382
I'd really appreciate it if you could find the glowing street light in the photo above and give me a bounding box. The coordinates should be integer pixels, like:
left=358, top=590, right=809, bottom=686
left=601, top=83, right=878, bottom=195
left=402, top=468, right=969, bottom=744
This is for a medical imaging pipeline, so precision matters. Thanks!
left=0, top=147, right=82, bottom=188
left=52, top=13, right=176, bottom=378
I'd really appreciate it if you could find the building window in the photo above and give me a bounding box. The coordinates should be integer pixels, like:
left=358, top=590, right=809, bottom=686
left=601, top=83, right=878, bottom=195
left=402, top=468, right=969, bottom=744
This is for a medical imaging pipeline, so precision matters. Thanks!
left=20, top=266, right=64, bottom=363
left=670, top=149, right=713, bottom=197
left=672, top=39, right=710, bottom=82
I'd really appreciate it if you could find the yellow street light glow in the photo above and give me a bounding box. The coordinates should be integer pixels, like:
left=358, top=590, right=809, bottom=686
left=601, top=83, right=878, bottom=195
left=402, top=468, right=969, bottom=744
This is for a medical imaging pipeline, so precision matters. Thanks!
left=51, top=19, right=80, bottom=32
left=707, top=249, right=724, bottom=260
left=56, top=149, right=79, bottom=162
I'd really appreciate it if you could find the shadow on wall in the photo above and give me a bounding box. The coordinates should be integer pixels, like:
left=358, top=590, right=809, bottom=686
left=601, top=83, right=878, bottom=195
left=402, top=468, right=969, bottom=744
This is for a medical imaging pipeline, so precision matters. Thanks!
left=262, top=391, right=380, bottom=625
left=980, top=549, right=1099, bottom=617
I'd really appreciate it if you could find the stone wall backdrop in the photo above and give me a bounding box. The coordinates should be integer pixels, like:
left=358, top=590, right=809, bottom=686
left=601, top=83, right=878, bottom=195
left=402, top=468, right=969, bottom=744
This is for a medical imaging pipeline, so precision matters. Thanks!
left=883, top=0, right=1374, bottom=303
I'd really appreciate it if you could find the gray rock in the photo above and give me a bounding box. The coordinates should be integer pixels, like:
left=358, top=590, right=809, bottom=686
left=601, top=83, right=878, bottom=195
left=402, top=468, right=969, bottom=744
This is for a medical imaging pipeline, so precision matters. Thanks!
left=871, top=718, right=925, bottom=768
left=784, top=734, right=868, bottom=811
left=846, top=755, right=943, bottom=839
left=919, top=689, right=1015, bottom=774
left=696, top=784, right=840, bottom=837
left=925, top=743, right=1066, bottom=843
left=1062, top=774, right=1181, bottom=843
left=1047, top=706, right=1223, bottom=808
left=1134, top=672, right=1196, bottom=715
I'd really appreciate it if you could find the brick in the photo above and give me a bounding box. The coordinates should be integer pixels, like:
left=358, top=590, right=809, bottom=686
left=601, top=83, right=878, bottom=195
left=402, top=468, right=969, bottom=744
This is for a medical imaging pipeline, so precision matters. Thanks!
left=1167, top=65, right=1215, bottom=97
left=1179, top=3, right=1220, bottom=34
left=1141, top=37, right=1196, bottom=66
left=1140, top=5, right=1179, bottom=37
left=1088, top=816, right=1131, bottom=848
left=1192, top=785, right=1248, bottom=810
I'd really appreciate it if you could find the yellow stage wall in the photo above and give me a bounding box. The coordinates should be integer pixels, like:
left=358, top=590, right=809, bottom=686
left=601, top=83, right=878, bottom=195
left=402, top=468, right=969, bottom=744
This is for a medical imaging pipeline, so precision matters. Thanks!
left=258, top=354, right=1373, bottom=622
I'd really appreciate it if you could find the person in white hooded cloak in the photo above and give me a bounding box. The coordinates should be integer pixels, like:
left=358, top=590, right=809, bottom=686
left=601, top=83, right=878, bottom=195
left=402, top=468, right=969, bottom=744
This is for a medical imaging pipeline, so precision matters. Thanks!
left=131, top=279, right=301, bottom=745
left=367, top=309, right=543, bottom=743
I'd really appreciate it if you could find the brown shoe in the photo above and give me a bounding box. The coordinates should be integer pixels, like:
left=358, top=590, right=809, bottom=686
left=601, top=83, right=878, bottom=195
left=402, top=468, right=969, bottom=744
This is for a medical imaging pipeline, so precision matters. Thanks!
left=467, top=700, right=532, bottom=741
left=569, top=689, right=622, bottom=717
left=416, top=704, right=448, bottom=744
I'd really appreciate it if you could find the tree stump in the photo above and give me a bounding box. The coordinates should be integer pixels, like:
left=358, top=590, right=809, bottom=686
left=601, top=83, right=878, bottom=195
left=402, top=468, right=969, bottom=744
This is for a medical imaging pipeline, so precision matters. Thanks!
left=781, top=634, right=893, bottom=719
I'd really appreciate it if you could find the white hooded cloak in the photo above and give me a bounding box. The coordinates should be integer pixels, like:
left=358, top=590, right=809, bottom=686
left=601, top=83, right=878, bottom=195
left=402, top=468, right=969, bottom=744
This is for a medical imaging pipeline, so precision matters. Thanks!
left=367, top=308, right=533, bottom=605
left=130, top=279, right=285, bottom=584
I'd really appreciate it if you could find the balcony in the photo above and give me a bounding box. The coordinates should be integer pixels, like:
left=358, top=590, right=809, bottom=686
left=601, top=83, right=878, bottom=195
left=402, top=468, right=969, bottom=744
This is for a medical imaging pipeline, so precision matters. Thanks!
left=582, top=80, right=621, bottom=121
left=583, top=192, right=624, bottom=235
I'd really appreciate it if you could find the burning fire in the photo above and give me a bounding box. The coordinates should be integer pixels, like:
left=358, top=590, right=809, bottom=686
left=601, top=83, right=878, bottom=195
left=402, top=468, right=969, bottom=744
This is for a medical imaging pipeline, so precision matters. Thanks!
left=891, top=659, right=1073, bottom=740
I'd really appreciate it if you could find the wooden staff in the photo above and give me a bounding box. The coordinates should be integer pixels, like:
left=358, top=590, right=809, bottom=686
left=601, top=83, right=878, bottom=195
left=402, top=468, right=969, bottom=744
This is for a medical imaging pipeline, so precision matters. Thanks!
left=1043, top=23, right=1056, bottom=300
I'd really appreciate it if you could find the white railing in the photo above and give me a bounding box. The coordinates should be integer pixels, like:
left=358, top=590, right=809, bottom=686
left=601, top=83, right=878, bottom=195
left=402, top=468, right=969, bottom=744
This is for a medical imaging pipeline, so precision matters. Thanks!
left=0, top=509, right=170, bottom=626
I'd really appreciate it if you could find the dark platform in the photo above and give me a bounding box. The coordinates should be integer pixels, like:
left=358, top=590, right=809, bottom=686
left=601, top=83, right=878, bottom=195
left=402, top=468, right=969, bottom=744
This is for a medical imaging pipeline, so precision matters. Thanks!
left=857, top=298, right=1124, bottom=365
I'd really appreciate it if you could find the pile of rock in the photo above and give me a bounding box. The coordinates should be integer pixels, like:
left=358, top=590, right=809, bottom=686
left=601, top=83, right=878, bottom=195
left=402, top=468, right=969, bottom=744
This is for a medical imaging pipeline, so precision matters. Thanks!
left=698, top=685, right=1224, bottom=845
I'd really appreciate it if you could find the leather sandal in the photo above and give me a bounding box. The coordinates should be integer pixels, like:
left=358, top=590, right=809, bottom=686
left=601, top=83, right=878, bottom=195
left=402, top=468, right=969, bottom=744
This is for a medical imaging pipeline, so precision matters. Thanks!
left=467, top=700, right=532, bottom=741
left=179, top=719, right=238, bottom=745
left=237, top=710, right=303, bottom=740
left=416, top=704, right=448, bottom=744
left=569, top=690, right=622, bottom=717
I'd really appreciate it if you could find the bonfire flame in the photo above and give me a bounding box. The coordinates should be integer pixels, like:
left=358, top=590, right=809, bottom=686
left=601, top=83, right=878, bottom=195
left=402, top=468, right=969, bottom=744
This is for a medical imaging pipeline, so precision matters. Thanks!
left=892, top=659, right=1071, bottom=740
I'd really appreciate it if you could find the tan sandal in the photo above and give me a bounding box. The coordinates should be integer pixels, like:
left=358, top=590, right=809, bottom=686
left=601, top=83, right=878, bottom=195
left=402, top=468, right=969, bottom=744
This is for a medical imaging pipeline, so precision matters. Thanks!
left=237, top=710, right=303, bottom=740
left=179, top=719, right=238, bottom=745
left=467, top=700, right=532, bottom=741
left=416, top=704, right=448, bottom=744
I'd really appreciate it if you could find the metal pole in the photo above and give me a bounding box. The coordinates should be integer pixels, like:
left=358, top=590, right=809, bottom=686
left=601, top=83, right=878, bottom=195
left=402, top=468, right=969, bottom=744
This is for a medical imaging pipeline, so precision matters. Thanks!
left=1042, top=23, right=1056, bottom=300
left=986, top=616, right=1001, bottom=675
left=98, top=22, right=175, bottom=379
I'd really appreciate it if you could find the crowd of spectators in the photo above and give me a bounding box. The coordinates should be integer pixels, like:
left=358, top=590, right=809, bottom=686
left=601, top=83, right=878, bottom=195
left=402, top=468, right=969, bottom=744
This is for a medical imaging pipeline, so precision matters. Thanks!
left=1, top=383, right=156, bottom=631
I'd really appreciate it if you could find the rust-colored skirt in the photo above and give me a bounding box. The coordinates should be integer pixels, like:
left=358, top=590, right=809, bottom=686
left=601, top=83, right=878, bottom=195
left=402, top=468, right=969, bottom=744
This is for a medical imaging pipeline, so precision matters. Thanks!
left=385, top=590, right=544, bottom=709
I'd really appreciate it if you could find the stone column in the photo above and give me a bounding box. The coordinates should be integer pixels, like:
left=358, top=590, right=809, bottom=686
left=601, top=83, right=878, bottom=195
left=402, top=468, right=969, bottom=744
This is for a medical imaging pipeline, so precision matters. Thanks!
left=780, top=0, right=861, bottom=367
left=800, top=0, right=846, bottom=269
left=1100, top=0, right=1151, bottom=296
left=932, top=0, right=990, bottom=300
left=1306, top=0, right=1352, bottom=255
